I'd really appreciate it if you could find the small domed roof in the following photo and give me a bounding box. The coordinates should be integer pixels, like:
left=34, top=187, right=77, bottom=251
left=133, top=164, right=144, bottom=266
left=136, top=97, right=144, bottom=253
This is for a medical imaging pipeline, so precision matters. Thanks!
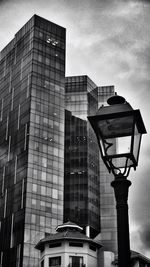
left=55, top=221, right=83, bottom=232
left=35, top=221, right=102, bottom=251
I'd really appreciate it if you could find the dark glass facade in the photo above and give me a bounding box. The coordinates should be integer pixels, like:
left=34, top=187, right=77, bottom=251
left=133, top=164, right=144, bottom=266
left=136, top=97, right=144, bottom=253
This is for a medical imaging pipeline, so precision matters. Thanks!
left=0, top=15, right=65, bottom=266
left=64, top=79, right=117, bottom=250
left=64, top=76, right=100, bottom=238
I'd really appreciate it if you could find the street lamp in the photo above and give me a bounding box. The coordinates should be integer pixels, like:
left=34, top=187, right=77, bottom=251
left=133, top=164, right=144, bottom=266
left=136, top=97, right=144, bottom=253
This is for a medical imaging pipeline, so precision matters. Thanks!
left=88, top=94, right=146, bottom=267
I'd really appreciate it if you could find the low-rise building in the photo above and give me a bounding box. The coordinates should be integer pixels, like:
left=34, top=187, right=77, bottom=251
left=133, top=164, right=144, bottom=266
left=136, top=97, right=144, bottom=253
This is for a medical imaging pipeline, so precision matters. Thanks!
left=112, top=250, right=150, bottom=267
left=35, top=221, right=103, bottom=267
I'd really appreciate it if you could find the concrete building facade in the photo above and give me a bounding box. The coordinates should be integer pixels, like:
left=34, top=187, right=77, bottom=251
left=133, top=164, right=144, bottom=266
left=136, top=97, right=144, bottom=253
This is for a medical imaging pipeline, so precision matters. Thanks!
left=35, top=221, right=103, bottom=267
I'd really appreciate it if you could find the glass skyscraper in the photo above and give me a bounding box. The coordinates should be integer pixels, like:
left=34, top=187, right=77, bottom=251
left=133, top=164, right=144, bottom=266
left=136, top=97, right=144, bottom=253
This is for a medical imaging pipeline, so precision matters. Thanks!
left=64, top=76, right=100, bottom=238
left=0, top=15, right=65, bottom=266
left=64, top=76, right=117, bottom=247
left=64, top=78, right=117, bottom=250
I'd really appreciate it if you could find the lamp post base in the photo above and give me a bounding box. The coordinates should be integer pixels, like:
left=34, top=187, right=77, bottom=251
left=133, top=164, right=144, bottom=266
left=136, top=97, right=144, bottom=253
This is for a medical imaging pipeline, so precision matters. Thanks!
left=111, top=177, right=131, bottom=267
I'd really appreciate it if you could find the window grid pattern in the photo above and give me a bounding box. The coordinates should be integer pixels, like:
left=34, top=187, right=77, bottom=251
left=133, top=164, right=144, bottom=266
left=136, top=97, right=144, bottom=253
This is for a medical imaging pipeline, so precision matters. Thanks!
left=0, top=15, right=66, bottom=266
left=64, top=76, right=100, bottom=238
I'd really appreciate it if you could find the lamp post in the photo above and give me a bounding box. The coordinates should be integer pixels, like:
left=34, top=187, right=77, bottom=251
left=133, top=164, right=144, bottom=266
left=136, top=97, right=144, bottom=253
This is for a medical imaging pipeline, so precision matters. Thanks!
left=88, top=95, right=146, bottom=267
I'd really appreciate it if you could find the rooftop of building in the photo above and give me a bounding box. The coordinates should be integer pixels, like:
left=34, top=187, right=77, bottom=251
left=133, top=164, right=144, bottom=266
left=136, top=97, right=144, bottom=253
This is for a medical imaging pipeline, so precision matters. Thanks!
left=112, top=250, right=150, bottom=265
left=65, top=75, right=98, bottom=92
left=35, top=221, right=103, bottom=251
left=131, top=250, right=150, bottom=263
left=0, top=14, right=66, bottom=60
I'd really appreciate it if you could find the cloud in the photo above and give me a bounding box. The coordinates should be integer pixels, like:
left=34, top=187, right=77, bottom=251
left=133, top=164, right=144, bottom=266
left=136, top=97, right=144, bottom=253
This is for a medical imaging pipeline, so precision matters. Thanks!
left=131, top=223, right=150, bottom=258
left=139, top=224, right=150, bottom=250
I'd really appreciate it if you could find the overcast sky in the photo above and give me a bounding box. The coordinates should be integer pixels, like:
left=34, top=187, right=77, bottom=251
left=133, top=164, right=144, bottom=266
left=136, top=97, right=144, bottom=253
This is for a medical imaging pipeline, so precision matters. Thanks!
left=0, top=0, right=150, bottom=258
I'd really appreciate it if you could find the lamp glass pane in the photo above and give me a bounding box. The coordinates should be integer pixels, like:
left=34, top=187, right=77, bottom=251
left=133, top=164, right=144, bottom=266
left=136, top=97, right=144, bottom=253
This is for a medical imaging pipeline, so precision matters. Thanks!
left=101, top=136, right=133, bottom=169
left=101, top=135, right=131, bottom=156
left=100, top=138, right=116, bottom=156
left=133, top=124, right=141, bottom=162
left=117, top=136, right=131, bottom=154
left=98, top=115, right=133, bottom=139
left=111, top=157, right=134, bottom=169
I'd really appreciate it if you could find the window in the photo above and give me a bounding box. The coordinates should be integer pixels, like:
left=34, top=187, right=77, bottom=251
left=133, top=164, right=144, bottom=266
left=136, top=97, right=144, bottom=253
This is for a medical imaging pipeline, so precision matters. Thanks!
left=41, top=171, right=46, bottom=181
left=32, top=199, right=36, bottom=206
left=40, top=216, right=45, bottom=227
left=52, top=203, right=57, bottom=213
left=89, top=244, right=96, bottom=251
left=69, top=242, right=83, bottom=247
left=42, top=157, right=47, bottom=167
left=69, top=256, right=83, bottom=267
left=52, top=189, right=58, bottom=199
left=32, top=184, right=37, bottom=193
left=45, top=58, right=50, bottom=65
left=0, top=252, right=3, bottom=266
left=43, top=117, right=48, bottom=124
left=31, top=214, right=36, bottom=224
left=46, top=187, right=51, bottom=196
left=53, top=174, right=58, bottom=184
left=49, top=243, right=61, bottom=248
left=41, top=186, right=46, bottom=195
left=38, top=55, right=42, bottom=62
left=49, top=257, right=61, bottom=267
left=54, top=148, right=59, bottom=156
left=39, top=32, right=43, bottom=38
left=40, top=201, right=45, bottom=207
left=33, top=169, right=38, bottom=179
left=35, top=115, right=40, bottom=124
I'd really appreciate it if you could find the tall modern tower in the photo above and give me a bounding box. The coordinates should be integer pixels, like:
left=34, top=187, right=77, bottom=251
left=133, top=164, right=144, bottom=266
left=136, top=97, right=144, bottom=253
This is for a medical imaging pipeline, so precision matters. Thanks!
left=0, top=15, right=66, bottom=266
left=64, top=76, right=100, bottom=238
left=64, top=77, right=117, bottom=251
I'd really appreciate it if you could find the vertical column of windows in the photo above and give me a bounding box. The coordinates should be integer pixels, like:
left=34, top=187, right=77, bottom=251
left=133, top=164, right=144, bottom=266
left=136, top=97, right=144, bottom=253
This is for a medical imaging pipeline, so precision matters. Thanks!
left=17, top=104, right=20, bottom=130
left=3, top=189, right=7, bottom=218
left=26, top=74, right=30, bottom=98
left=10, top=213, right=14, bottom=248
left=8, top=135, right=11, bottom=161
left=14, top=156, right=17, bottom=184
left=6, top=116, right=9, bottom=140
left=14, top=45, right=17, bottom=65
left=29, top=31, right=32, bottom=51
left=21, top=179, right=24, bottom=209
left=0, top=98, right=3, bottom=121
left=0, top=252, right=3, bottom=267
left=3, top=57, right=6, bottom=77
left=2, top=166, right=5, bottom=195
left=11, top=87, right=14, bottom=111
left=16, top=244, right=21, bottom=267
left=20, top=58, right=23, bottom=80
left=24, top=124, right=28, bottom=150
left=9, top=69, right=12, bottom=93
